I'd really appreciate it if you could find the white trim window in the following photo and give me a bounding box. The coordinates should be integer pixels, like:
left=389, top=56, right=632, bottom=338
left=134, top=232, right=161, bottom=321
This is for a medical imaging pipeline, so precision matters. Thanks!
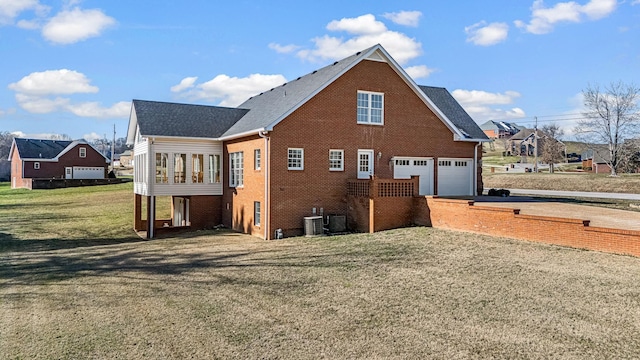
left=288, top=148, right=304, bottom=170
left=254, top=149, right=261, bottom=170
left=79, top=147, right=87, bottom=158
left=155, top=153, right=168, bottom=183
left=174, top=153, right=186, bottom=183
left=357, top=91, right=384, bottom=125
left=254, top=201, right=261, bottom=226
left=329, top=149, right=344, bottom=171
left=209, top=154, right=221, bottom=184
left=34, top=162, right=40, bottom=170
left=229, top=151, right=244, bottom=187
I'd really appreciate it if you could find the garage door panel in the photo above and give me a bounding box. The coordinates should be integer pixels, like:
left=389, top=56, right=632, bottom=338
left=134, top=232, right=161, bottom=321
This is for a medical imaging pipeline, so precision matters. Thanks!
left=437, top=158, right=472, bottom=196
left=393, top=157, right=433, bottom=195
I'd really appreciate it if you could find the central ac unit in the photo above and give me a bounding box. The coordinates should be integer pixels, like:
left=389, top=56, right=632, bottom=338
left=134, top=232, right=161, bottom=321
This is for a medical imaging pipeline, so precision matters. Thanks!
left=304, top=216, right=323, bottom=236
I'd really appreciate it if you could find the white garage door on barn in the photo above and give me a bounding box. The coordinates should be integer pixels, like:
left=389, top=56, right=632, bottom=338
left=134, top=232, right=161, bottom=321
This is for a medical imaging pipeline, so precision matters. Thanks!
left=66, top=166, right=105, bottom=179
left=393, top=157, right=434, bottom=195
left=437, top=158, right=473, bottom=196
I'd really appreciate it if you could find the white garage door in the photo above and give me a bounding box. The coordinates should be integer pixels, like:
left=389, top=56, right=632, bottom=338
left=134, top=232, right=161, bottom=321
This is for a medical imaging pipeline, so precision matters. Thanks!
left=437, top=158, right=473, bottom=196
left=393, top=157, right=434, bottom=195
left=72, top=166, right=105, bottom=179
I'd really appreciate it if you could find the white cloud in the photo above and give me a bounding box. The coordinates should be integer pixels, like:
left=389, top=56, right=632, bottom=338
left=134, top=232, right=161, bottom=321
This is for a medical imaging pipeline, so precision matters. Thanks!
left=382, top=10, right=422, bottom=27
left=67, top=101, right=130, bottom=118
left=405, top=65, right=435, bottom=79
left=14, top=94, right=70, bottom=113
left=465, top=21, right=509, bottom=46
left=293, top=14, right=422, bottom=65
left=326, top=14, right=387, bottom=35
left=82, top=132, right=103, bottom=141
left=452, top=89, right=521, bottom=106
left=633, top=0, right=640, bottom=5
left=170, top=77, right=198, bottom=93
left=452, top=89, right=525, bottom=121
left=515, top=0, right=617, bottom=34
left=268, top=43, right=300, bottom=54
left=174, top=73, right=288, bottom=107
left=42, top=7, right=115, bottom=44
left=9, top=69, right=99, bottom=95
left=0, top=0, right=47, bottom=25
left=9, top=69, right=128, bottom=118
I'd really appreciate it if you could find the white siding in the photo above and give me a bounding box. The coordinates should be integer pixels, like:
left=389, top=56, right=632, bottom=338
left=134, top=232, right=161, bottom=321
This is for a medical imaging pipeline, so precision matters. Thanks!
left=133, top=138, right=150, bottom=195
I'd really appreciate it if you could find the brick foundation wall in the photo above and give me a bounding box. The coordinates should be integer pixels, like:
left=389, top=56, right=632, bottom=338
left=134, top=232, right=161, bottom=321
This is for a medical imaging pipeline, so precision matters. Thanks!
left=425, top=197, right=640, bottom=257
left=188, top=195, right=223, bottom=229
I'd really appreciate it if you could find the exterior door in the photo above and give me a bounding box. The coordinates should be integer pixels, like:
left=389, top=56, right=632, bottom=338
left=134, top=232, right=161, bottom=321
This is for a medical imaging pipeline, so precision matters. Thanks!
left=65, top=167, right=73, bottom=179
left=357, top=150, right=374, bottom=179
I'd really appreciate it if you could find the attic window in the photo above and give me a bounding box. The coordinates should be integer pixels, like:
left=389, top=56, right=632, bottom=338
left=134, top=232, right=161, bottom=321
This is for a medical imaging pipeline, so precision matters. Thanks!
left=79, top=147, right=86, bottom=158
left=357, top=91, right=384, bottom=125
left=34, top=162, right=40, bottom=170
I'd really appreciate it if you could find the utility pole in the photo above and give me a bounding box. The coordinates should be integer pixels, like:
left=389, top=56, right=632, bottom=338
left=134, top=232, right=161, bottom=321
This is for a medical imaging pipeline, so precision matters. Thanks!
left=110, top=124, right=116, bottom=172
left=534, top=116, right=538, bottom=173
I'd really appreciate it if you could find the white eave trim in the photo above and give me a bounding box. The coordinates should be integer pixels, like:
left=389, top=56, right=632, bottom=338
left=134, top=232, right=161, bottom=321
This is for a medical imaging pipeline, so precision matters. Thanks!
left=217, top=128, right=264, bottom=141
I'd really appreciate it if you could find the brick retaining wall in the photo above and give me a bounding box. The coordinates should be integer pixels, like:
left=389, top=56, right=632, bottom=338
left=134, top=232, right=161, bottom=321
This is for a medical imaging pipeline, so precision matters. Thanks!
left=425, top=197, right=640, bottom=257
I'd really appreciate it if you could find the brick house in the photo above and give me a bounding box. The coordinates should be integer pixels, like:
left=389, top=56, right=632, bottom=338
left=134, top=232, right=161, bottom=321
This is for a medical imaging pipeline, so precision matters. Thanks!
left=9, top=138, right=109, bottom=189
left=479, top=120, right=521, bottom=139
left=126, top=44, right=489, bottom=239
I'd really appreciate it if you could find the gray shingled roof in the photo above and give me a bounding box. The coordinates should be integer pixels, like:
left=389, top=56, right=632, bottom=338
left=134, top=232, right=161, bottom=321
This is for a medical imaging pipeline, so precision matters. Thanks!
left=133, top=99, right=249, bottom=138
left=13, top=138, right=73, bottom=159
left=222, top=46, right=374, bottom=137
left=418, top=86, right=488, bottom=140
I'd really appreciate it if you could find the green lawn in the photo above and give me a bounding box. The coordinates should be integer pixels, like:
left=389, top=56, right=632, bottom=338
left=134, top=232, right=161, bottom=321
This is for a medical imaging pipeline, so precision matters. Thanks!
left=2, top=183, right=640, bottom=358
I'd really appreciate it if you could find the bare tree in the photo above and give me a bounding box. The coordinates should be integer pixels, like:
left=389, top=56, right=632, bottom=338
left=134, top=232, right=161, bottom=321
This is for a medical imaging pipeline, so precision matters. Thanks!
left=0, top=132, right=16, bottom=181
left=574, top=81, right=640, bottom=176
left=540, top=124, right=565, bottom=173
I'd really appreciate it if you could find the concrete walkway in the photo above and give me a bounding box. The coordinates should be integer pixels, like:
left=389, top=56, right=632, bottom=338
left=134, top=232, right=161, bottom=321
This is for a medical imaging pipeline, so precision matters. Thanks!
left=502, top=188, right=640, bottom=201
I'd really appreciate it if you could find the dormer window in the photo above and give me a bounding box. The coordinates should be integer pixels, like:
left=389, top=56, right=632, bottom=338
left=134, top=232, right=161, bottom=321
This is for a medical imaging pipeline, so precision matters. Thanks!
left=357, top=91, right=384, bottom=125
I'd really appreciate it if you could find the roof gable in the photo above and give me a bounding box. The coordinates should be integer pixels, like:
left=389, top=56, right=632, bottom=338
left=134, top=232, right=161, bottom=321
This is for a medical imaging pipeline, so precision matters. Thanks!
left=222, top=46, right=376, bottom=138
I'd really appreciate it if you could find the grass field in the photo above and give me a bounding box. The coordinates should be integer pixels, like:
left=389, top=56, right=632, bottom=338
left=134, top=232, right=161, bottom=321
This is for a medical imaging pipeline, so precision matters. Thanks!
left=484, top=172, right=640, bottom=194
left=2, top=183, right=640, bottom=358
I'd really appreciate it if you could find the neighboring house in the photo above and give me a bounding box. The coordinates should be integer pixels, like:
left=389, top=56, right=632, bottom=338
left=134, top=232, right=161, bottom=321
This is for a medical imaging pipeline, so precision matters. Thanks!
left=480, top=120, right=522, bottom=139
left=126, top=44, right=489, bottom=239
left=581, top=148, right=612, bottom=174
left=119, top=149, right=133, bottom=167
left=9, top=138, right=109, bottom=189
left=507, top=129, right=561, bottom=157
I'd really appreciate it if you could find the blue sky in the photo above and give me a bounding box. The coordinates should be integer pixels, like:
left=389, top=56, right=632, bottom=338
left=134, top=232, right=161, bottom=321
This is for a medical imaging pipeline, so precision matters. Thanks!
left=1, top=0, right=639, bottom=141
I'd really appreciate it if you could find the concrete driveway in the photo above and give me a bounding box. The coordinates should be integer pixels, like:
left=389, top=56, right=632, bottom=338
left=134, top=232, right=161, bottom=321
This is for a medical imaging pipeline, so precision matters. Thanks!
left=474, top=196, right=640, bottom=231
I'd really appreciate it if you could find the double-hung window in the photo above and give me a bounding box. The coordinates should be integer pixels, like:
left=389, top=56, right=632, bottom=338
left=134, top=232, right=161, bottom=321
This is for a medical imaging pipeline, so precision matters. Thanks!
left=174, top=153, right=186, bottom=183
left=288, top=148, right=304, bottom=170
left=209, top=154, right=221, bottom=183
left=79, top=147, right=87, bottom=158
left=229, top=152, right=244, bottom=187
left=34, top=162, right=40, bottom=170
left=192, top=154, right=204, bottom=183
left=357, top=91, right=384, bottom=125
left=155, top=153, right=168, bottom=183
left=254, top=149, right=261, bottom=170
left=254, top=201, right=261, bottom=226
left=329, top=149, right=344, bottom=171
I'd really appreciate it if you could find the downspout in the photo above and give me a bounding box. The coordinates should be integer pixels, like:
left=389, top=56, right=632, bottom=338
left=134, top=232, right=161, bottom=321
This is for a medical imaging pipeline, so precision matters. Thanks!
left=258, top=130, right=270, bottom=240
left=474, top=142, right=481, bottom=196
